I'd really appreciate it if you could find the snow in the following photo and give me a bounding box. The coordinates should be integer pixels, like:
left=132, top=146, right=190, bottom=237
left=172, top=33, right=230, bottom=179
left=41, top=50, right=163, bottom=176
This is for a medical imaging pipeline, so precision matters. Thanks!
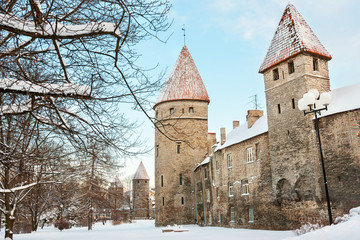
left=0, top=78, right=91, bottom=97
left=215, top=116, right=268, bottom=151
left=0, top=182, right=37, bottom=193
left=155, top=46, right=209, bottom=108
left=0, top=13, right=121, bottom=38
left=318, top=83, right=360, bottom=118
left=133, top=161, right=150, bottom=180
left=259, top=4, right=331, bottom=73
left=0, top=99, right=32, bottom=115
left=8, top=207, right=360, bottom=240
left=12, top=220, right=293, bottom=240
left=285, top=207, right=360, bottom=240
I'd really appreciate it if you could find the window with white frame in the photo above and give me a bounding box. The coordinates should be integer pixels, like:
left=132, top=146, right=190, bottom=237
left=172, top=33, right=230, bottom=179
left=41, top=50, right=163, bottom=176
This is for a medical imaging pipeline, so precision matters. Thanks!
left=227, top=154, right=232, bottom=168
left=230, top=207, right=235, bottom=222
left=249, top=207, right=254, bottom=222
left=229, top=182, right=234, bottom=197
left=246, top=147, right=254, bottom=163
left=241, top=179, right=249, bottom=195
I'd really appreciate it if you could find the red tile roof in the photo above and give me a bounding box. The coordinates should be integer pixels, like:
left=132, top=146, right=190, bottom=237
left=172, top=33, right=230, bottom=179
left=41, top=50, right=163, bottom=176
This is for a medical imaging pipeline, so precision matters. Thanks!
left=154, top=46, right=210, bottom=108
left=133, top=161, right=150, bottom=180
left=259, top=4, right=332, bottom=73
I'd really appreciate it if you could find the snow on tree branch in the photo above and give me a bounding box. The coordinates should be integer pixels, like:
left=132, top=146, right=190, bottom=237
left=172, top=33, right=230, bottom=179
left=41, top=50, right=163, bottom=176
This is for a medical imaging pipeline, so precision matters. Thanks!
left=0, top=99, right=32, bottom=116
left=0, top=182, right=38, bottom=193
left=0, top=13, right=121, bottom=39
left=0, top=78, right=92, bottom=98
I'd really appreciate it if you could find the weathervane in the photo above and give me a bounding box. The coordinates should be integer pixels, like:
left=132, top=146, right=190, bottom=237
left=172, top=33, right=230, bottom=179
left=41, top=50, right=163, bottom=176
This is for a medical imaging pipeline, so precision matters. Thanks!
left=181, top=24, right=186, bottom=46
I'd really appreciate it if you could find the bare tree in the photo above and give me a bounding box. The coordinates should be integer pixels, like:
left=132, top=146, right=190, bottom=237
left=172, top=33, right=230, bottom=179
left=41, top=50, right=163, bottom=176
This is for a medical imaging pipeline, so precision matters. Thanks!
left=0, top=0, right=171, bottom=238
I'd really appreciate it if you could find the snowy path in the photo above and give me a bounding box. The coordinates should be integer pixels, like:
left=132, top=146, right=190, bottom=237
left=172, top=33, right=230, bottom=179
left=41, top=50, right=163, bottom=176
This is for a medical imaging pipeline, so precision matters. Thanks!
left=13, top=220, right=294, bottom=240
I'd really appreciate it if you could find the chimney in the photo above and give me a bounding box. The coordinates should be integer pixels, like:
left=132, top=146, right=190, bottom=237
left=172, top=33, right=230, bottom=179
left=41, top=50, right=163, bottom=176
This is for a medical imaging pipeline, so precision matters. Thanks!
left=233, top=121, right=239, bottom=129
left=207, top=133, right=217, bottom=152
left=220, top=128, right=226, bottom=145
left=247, top=110, right=263, bottom=128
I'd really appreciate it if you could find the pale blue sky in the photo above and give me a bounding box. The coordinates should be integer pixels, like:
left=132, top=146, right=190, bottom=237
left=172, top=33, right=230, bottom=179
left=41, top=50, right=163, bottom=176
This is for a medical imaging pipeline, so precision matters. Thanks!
left=120, top=0, right=360, bottom=187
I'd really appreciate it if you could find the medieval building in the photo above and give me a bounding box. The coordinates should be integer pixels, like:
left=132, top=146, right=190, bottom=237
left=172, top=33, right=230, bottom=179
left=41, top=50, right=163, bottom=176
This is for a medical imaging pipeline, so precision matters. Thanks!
left=154, top=3, right=360, bottom=229
left=132, top=161, right=151, bottom=219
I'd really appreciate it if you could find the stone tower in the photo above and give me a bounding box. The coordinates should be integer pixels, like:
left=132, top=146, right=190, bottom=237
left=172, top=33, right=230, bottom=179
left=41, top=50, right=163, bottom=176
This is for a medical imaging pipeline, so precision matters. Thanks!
left=132, top=161, right=150, bottom=219
left=259, top=4, right=333, bottom=227
left=154, top=45, right=210, bottom=226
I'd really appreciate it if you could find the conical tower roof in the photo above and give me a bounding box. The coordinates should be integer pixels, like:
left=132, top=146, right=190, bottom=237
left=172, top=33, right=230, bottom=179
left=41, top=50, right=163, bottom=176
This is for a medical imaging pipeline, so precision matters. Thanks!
left=154, top=46, right=210, bottom=108
left=259, top=4, right=332, bottom=73
left=133, top=161, right=150, bottom=180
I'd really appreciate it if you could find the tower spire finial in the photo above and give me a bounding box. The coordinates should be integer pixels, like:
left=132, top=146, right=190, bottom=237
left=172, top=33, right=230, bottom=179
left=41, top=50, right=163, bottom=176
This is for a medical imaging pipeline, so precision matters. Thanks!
left=181, top=24, right=186, bottom=46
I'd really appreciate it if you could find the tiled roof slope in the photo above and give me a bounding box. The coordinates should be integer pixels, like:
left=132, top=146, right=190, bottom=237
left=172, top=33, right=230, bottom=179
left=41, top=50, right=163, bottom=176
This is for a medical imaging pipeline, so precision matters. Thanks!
left=133, top=161, right=150, bottom=180
left=259, top=4, right=332, bottom=73
left=154, top=45, right=210, bottom=108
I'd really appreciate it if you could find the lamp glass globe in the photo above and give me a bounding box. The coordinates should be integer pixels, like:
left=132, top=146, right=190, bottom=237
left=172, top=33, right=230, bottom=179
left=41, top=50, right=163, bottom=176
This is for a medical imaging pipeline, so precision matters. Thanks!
left=320, top=92, right=332, bottom=106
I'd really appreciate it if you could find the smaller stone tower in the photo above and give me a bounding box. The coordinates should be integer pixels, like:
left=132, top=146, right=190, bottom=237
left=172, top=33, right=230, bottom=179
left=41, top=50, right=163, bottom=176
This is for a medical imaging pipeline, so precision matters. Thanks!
left=132, top=162, right=150, bottom=219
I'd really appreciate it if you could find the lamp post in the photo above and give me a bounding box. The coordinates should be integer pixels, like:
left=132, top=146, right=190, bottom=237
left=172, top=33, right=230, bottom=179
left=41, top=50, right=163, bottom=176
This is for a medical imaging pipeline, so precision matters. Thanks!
left=298, top=89, right=333, bottom=225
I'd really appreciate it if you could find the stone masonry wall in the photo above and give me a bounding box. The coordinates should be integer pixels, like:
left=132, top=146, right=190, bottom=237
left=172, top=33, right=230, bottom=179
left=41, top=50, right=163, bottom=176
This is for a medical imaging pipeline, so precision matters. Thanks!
left=263, top=53, right=331, bottom=229
left=154, top=100, right=209, bottom=226
left=133, top=179, right=150, bottom=219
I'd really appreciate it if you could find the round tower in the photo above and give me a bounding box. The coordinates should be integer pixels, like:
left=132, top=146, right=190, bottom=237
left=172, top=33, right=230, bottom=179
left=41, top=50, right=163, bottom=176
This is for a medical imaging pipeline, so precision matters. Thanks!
left=132, top=161, right=150, bottom=219
left=154, top=45, right=210, bottom=226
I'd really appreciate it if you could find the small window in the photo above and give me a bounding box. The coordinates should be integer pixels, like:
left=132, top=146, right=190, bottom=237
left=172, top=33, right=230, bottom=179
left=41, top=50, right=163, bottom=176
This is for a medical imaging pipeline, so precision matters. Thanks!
left=181, top=196, right=184, bottom=205
left=138, top=180, right=139, bottom=183
left=249, top=208, right=254, bottom=222
left=241, top=179, right=249, bottom=195
left=162, top=197, right=165, bottom=206
left=292, top=98, right=296, bottom=109
left=145, top=180, right=147, bottom=183
left=216, top=160, right=219, bottom=170
left=204, top=167, right=207, bottom=179
left=313, top=58, right=319, bottom=71
left=170, top=108, right=174, bottom=115
left=177, top=144, right=181, bottom=154
left=161, top=175, right=164, bottom=187
left=218, top=211, right=221, bottom=222
left=277, top=104, right=281, bottom=114
left=229, top=182, right=234, bottom=197
left=255, top=143, right=260, bottom=161
left=273, top=68, right=279, bottom=81
left=206, top=189, right=210, bottom=202
left=230, top=207, right=235, bottom=222
left=288, top=61, right=295, bottom=74
left=156, top=144, right=159, bottom=157
left=246, top=147, right=254, bottom=163
left=189, top=107, right=194, bottom=113
left=227, top=154, right=232, bottom=168
left=182, top=108, right=184, bottom=114
left=179, top=174, right=183, bottom=186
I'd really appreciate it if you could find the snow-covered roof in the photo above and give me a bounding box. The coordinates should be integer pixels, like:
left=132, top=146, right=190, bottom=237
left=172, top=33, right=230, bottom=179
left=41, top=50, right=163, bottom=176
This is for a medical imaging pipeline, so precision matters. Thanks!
left=215, top=116, right=268, bottom=152
left=154, top=45, right=209, bottom=108
left=133, top=161, right=150, bottom=180
left=259, top=4, right=331, bottom=73
left=200, top=156, right=210, bottom=165
left=318, top=83, right=360, bottom=118
left=111, top=176, right=124, bottom=188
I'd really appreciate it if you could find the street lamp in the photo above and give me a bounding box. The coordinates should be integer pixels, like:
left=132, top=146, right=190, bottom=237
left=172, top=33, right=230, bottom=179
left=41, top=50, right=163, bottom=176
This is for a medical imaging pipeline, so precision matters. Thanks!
left=298, top=89, right=333, bottom=225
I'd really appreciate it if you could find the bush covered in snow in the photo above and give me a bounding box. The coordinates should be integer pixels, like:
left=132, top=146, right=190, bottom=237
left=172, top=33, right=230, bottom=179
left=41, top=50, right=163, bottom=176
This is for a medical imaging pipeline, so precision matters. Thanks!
left=294, top=222, right=323, bottom=236
left=54, top=219, right=71, bottom=230
left=335, top=206, right=360, bottom=224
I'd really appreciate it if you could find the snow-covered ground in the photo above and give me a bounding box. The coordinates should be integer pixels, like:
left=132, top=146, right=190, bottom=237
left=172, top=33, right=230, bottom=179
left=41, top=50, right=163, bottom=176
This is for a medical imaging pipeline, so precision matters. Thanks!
left=11, top=220, right=293, bottom=240
left=7, top=207, right=360, bottom=240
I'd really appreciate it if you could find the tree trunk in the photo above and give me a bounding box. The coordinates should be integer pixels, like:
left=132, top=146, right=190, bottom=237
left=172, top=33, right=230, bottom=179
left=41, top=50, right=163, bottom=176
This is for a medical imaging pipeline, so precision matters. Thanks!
left=5, top=168, right=14, bottom=240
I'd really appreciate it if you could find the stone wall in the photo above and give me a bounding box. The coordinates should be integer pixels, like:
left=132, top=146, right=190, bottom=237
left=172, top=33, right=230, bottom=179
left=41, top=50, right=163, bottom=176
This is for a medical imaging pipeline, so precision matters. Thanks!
left=133, top=179, right=149, bottom=219
left=154, top=100, right=209, bottom=226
